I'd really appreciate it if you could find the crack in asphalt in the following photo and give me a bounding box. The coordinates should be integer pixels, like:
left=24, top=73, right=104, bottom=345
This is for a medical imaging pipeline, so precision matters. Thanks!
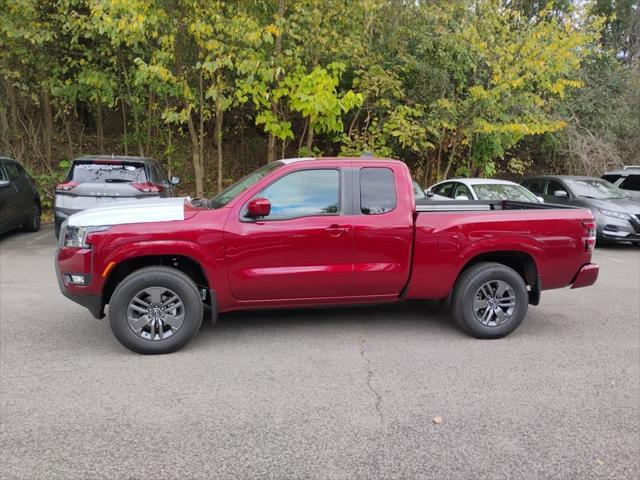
left=359, top=323, right=385, bottom=425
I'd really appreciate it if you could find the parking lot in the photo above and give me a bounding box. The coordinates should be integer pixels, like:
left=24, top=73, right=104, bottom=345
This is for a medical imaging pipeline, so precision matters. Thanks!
left=0, top=225, right=638, bottom=479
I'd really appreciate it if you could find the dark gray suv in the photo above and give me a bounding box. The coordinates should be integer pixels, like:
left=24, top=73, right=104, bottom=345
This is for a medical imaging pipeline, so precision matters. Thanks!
left=521, top=175, right=640, bottom=245
left=0, top=157, right=41, bottom=235
left=54, top=156, right=178, bottom=238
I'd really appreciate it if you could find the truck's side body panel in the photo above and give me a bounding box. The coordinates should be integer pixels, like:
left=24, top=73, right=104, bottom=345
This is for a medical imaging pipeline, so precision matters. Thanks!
left=405, top=209, right=594, bottom=300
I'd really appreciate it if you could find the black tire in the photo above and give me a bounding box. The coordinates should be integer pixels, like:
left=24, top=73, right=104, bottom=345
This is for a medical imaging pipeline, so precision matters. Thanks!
left=109, top=266, right=203, bottom=354
left=21, top=205, right=41, bottom=232
left=450, top=262, right=528, bottom=339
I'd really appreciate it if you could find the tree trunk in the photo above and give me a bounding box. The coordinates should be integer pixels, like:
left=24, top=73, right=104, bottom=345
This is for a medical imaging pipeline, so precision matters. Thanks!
left=267, top=134, right=276, bottom=163
left=120, top=97, right=128, bottom=155
left=118, top=51, right=143, bottom=156
left=435, top=131, right=444, bottom=182
left=215, top=97, right=224, bottom=193
left=442, top=141, right=458, bottom=180
left=305, top=119, right=314, bottom=152
left=64, top=113, right=74, bottom=160
left=267, top=0, right=286, bottom=163
left=186, top=109, right=204, bottom=197
left=198, top=71, right=205, bottom=192
left=5, top=79, right=18, bottom=145
left=145, top=88, right=154, bottom=156
left=96, top=98, right=104, bottom=153
left=42, top=90, right=54, bottom=166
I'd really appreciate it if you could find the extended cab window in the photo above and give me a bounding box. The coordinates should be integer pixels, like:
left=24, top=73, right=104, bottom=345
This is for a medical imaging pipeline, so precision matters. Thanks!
left=257, top=169, right=339, bottom=220
left=360, top=167, right=396, bottom=215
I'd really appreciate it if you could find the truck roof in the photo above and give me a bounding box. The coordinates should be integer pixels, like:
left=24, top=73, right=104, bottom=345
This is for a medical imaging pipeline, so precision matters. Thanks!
left=278, top=156, right=403, bottom=165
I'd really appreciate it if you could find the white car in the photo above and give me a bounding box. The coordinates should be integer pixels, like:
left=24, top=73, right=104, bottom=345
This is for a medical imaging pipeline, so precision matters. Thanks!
left=426, top=178, right=543, bottom=203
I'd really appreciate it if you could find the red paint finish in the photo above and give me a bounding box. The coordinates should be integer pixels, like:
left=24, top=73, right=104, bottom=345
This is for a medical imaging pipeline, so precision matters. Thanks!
left=56, top=157, right=599, bottom=317
left=571, top=264, right=599, bottom=289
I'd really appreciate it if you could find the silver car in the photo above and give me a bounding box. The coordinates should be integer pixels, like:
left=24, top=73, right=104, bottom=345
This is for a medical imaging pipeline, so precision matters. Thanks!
left=521, top=175, right=640, bottom=245
left=54, top=156, right=178, bottom=238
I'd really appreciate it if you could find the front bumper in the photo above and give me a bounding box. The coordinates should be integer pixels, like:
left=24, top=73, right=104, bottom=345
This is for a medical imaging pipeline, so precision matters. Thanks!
left=596, top=213, right=640, bottom=243
left=571, top=264, right=599, bottom=289
left=55, top=243, right=104, bottom=319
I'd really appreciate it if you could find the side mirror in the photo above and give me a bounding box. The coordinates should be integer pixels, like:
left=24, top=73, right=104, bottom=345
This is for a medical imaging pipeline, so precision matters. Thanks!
left=0, top=180, right=10, bottom=188
left=537, top=196, right=545, bottom=203
left=455, top=195, right=470, bottom=200
left=426, top=190, right=434, bottom=198
left=247, top=197, right=271, bottom=218
left=170, top=176, right=180, bottom=185
left=553, top=190, right=568, bottom=198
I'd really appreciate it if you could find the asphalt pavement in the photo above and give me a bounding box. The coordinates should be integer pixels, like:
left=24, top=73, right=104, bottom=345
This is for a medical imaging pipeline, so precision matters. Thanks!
left=1, top=225, right=638, bottom=479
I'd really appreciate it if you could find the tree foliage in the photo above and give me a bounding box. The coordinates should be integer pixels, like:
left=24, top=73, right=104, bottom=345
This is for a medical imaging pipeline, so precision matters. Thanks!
left=1, top=0, right=637, bottom=200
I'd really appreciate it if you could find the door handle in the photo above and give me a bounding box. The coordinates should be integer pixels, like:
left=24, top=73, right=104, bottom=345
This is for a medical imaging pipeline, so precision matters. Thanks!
left=325, top=224, right=350, bottom=237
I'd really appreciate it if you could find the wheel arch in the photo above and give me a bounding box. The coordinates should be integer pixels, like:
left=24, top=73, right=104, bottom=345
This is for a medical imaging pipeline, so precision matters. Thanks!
left=457, top=250, right=540, bottom=305
left=102, top=255, right=211, bottom=308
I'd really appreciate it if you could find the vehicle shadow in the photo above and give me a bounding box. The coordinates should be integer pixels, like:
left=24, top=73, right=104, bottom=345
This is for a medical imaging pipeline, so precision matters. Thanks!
left=196, top=299, right=458, bottom=339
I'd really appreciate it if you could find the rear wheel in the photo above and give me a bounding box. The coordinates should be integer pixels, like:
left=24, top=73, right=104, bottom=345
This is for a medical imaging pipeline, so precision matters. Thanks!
left=450, top=262, right=528, bottom=339
left=109, top=266, right=203, bottom=354
left=21, top=205, right=41, bottom=232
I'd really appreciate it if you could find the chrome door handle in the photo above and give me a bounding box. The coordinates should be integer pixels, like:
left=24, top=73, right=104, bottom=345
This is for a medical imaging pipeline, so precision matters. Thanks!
left=325, top=224, right=350, bottom=237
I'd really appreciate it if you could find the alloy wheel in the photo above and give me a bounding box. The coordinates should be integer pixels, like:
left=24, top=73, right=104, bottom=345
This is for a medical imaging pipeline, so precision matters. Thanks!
left=472, top=280, right=517, bottom=327
left=126, top=287, right=185, bottom=340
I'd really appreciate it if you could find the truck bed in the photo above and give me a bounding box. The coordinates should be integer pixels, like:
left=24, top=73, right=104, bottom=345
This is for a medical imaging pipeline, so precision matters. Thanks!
left=405, top=200, right=595, bottom=301
left=415, top=199, right=574, bottom=211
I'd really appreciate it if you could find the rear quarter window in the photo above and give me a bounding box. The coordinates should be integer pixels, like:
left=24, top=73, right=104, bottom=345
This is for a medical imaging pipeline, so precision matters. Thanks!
left=360, top=167, right=397, bottom=215
left=620, top=175, right=640, bottom=191
left=70, top=162, right=147, bottom=183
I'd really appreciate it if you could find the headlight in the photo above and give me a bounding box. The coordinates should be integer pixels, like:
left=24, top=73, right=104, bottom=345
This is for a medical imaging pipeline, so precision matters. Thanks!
left=64, top=225, right=111, bottom=248
left=599, top=209, right=631, bottom=220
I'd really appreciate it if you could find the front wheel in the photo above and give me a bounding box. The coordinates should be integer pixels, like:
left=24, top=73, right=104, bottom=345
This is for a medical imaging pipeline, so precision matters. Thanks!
left=450, top=262, right=528, bottom=339
left=109, top=266, right=203, bottom=354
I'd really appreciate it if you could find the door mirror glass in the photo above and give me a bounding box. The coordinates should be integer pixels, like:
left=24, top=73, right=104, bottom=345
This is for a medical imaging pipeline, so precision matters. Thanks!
left=170, top=176, right=180, bottom=185
left=553, top=190, right=568, bottom=198
left=247, top=197, right=271, bottom=218
left=0, top=180, right=10, bottom=188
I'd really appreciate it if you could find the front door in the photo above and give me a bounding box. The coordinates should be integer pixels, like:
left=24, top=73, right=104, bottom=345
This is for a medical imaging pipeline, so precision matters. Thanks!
left=224, top=168, right=353, bottom=301
left=544, top=179, right=571, bottom=203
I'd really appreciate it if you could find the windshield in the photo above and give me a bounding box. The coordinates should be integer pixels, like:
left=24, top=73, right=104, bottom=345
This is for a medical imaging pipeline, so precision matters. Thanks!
left=472, top=183, right=540, bottom=202
left=413, top=181, right=426, bottom=199
left=566, top=179, right=628, bottom=199
left=208, top=161, right=283, bottom=208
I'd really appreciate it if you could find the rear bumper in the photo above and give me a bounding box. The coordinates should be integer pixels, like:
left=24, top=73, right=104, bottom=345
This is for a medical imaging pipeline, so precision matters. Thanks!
left=570, top=263, right=599, bottom=289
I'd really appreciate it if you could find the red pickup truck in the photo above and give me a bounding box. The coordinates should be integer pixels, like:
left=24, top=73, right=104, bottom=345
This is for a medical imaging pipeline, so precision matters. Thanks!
left=56, top=157, right=599, bottom=354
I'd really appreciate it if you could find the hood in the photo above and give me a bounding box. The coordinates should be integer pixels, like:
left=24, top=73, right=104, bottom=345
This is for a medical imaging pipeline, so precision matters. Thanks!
left=67, top=197, right=189, bottom=227
left=577, top=196, right=640, bottom=214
